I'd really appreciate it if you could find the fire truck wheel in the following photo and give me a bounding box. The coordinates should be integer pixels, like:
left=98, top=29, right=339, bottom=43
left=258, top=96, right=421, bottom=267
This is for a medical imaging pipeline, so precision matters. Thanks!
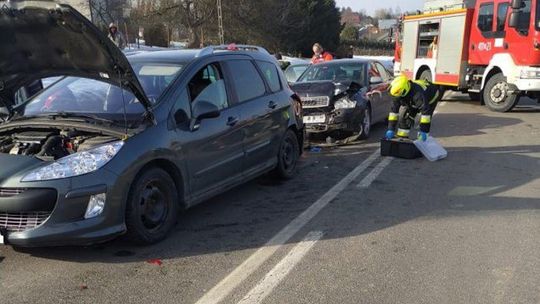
left=420, top=69, right=446, bottom=99
left=483, top=73, right=519, bottom=112
left=419, top=69, right=432, bottom=82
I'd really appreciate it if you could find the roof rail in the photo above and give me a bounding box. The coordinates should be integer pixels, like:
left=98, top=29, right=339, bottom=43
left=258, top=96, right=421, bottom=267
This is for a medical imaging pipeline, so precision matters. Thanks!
left=196, top=44, right=271, bottom=57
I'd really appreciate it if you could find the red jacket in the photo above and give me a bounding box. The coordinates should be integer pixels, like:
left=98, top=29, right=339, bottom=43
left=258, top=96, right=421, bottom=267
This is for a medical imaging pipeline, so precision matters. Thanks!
left=311, top=51, right=334, bottom=64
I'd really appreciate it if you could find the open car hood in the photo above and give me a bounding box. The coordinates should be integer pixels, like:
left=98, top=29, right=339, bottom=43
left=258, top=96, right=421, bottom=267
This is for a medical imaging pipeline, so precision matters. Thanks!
left=0, top=0, right=151, bottom=111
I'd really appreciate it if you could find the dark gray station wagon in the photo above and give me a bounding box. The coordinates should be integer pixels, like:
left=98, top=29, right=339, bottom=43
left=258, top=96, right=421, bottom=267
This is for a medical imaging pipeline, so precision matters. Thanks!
left=0, top=1, right=303, bottom=246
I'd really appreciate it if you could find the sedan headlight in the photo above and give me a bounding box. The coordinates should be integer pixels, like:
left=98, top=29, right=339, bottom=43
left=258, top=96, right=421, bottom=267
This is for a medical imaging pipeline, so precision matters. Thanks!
left=334, top=97, right=357, bottom=109
left=22, top=141, right=124, bottom=182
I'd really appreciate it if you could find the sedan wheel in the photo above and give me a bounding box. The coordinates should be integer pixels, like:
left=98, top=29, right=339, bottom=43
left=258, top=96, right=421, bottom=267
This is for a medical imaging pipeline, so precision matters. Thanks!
left=125, top=168, right=178, bottom=245
left=358, top=107, right=372, bottom=139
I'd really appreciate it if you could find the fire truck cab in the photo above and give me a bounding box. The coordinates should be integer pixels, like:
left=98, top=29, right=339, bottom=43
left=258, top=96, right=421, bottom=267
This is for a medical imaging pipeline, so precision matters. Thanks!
left=396, top=0, right=540, bottom=112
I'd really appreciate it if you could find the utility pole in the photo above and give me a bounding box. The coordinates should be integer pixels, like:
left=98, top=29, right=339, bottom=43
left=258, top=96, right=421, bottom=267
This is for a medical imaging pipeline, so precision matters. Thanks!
left=217, top=0, right=224, bottom=45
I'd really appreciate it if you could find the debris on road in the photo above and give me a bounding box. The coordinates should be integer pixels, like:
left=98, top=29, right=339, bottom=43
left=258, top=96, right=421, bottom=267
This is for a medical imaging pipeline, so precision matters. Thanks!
left=146, top=259, right=163, bottom=266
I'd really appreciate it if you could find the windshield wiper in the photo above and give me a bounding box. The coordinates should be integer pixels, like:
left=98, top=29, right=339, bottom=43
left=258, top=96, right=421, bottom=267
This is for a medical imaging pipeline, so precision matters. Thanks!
left=45, top=112, right=117, bottom=124
left=10, top=112, right=116, bottom=125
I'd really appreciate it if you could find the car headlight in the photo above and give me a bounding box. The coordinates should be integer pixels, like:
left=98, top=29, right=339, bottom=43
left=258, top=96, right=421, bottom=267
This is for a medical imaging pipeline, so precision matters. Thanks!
left=334, top=97, right=357, bottom=109
left=520, top=68, right=540, bottom=79
left=22, top=141, right=124, bottom=182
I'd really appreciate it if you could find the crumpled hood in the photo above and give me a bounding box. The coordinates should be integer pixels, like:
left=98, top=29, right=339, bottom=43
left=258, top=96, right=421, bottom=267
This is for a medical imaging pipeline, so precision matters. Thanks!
left=290, top=80, right=361, bottom=98
left=0, top=0, right=150, bottom=110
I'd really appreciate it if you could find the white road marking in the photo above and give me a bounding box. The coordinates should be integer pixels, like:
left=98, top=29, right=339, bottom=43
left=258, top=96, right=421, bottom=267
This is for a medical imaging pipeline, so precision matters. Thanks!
left=357, top=157, right=393, bottom=188
left=194, top=150, right=380, bottom=304
left=237, top=231, right=323, bottom=304
left=434, top=101, right=446, bottom=115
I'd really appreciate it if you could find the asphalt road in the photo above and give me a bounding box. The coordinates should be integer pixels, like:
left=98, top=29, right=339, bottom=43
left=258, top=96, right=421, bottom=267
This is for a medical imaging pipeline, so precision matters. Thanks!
left=1, top=94, right=540, bottom=304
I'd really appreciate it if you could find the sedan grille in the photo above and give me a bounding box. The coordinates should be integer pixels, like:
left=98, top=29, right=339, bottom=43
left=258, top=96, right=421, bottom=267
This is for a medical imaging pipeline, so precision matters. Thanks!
left=0, top=188, right=25, bottom=197
left=301, top=96, right=330, bottom=108
left=0, top=212, right=50, bottom=232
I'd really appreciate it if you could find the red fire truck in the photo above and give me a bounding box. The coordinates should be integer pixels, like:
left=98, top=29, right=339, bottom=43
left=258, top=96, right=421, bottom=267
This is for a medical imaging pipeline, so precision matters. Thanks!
left=395, top=0, right=540, bottom=112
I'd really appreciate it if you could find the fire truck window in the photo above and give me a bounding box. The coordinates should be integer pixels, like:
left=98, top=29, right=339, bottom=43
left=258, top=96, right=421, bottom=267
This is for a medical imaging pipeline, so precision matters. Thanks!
left=496, top=3, right=509, bottom=32
left=515, top=0, right=531, bottom=35
left=417, top=23, right=440, bottom=58
left=536, top=0, right=540, bottom=30
left=478, top=3, right=494, bottom=32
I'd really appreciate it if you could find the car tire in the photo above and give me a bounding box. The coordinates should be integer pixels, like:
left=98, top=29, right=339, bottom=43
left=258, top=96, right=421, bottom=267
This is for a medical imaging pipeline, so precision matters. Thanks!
left=358, top=106, right=372, bottom=140
left=125, top=168, right=179, bottom=245
left=273, top=129, right=300, bottom=180
left=483, top=73, right=519, bottom=112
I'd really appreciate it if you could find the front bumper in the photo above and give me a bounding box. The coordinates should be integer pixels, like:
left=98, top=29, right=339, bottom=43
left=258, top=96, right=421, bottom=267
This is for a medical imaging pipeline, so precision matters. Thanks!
left=0, top=169, right=127, bottom=247
left=514, top=78, right=540, bottom=92
left=303, top=107, right=363, bottom=134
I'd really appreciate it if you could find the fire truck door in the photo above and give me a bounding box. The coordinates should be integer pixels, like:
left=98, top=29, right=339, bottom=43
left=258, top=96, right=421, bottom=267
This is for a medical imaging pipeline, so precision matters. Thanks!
left=470, top=2, right=510, bottom=65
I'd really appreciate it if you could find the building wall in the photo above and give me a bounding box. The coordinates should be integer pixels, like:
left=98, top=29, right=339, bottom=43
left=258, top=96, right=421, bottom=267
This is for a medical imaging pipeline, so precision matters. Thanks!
left=59, top=0, right=92, bottom=20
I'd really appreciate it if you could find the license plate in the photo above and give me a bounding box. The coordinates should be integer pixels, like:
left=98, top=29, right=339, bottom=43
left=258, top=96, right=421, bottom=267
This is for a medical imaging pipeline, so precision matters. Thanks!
left=303, top=115, right=326, bottom=124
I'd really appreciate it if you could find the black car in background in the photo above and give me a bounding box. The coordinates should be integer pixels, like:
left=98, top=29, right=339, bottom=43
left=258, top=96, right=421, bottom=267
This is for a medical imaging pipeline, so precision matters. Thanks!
left=291, top=59, right=394, bottom=140
left=0, top=1, right=303, bottom=247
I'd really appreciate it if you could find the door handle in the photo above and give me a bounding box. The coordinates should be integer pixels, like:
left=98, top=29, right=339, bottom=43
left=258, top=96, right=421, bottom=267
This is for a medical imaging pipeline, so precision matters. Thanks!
left=268, top=101, right=277, bottom=109
left=226, top=116, right=239, bottom=126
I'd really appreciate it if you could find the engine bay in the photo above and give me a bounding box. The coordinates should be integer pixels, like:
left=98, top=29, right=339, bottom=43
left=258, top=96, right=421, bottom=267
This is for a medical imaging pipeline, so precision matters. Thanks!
left=0, top=129, right=118, bottom=161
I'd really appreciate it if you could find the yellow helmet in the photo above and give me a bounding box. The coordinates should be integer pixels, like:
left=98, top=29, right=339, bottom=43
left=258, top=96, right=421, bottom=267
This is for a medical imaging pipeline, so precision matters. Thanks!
left=389, top=75, right=411, bottom=97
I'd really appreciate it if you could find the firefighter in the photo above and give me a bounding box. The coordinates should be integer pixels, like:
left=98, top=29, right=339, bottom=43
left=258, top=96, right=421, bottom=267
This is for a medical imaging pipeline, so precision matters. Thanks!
left=385, top=75, right=440, bottom=142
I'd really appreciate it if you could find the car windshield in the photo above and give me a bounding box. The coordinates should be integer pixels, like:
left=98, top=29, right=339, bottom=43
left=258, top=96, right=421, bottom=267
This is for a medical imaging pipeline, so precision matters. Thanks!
left=298, top=62, right=366, bottom=84
left=18, top=62, right=184, bottom=119
left=285, top=64, right=309, bottom=83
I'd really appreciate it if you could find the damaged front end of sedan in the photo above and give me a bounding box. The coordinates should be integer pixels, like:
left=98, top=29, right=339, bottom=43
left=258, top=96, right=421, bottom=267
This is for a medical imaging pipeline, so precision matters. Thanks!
left=291, top=80, right=368, bottom=138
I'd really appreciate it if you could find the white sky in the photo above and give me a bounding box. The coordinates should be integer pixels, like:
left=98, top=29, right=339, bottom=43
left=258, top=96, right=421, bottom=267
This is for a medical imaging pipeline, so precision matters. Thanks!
left=335, top=0, right=424, bottom=14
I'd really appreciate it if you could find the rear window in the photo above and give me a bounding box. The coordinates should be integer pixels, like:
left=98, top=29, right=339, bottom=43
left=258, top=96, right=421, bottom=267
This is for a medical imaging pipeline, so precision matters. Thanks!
left=227, top=60, right=266, bottom=102
left=256, top=61, right=282, bottom=93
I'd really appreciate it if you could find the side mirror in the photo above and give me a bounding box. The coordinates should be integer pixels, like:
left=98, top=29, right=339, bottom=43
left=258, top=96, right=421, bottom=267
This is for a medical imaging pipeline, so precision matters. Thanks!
left=370, top=76, right=383, bottom=84
left=508, top=11, right=519, bottom=28
left=511, top=0, right=524, bottom=9
left=190, top=100, right=220, bottom=131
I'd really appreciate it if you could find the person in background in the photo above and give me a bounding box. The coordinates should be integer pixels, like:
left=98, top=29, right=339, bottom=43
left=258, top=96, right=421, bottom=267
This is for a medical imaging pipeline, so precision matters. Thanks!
left=311, top=43, right=333, bottom=64
left=108, top=23, right=126, bottom=50
left=427, top=36, right=438, bottom=59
